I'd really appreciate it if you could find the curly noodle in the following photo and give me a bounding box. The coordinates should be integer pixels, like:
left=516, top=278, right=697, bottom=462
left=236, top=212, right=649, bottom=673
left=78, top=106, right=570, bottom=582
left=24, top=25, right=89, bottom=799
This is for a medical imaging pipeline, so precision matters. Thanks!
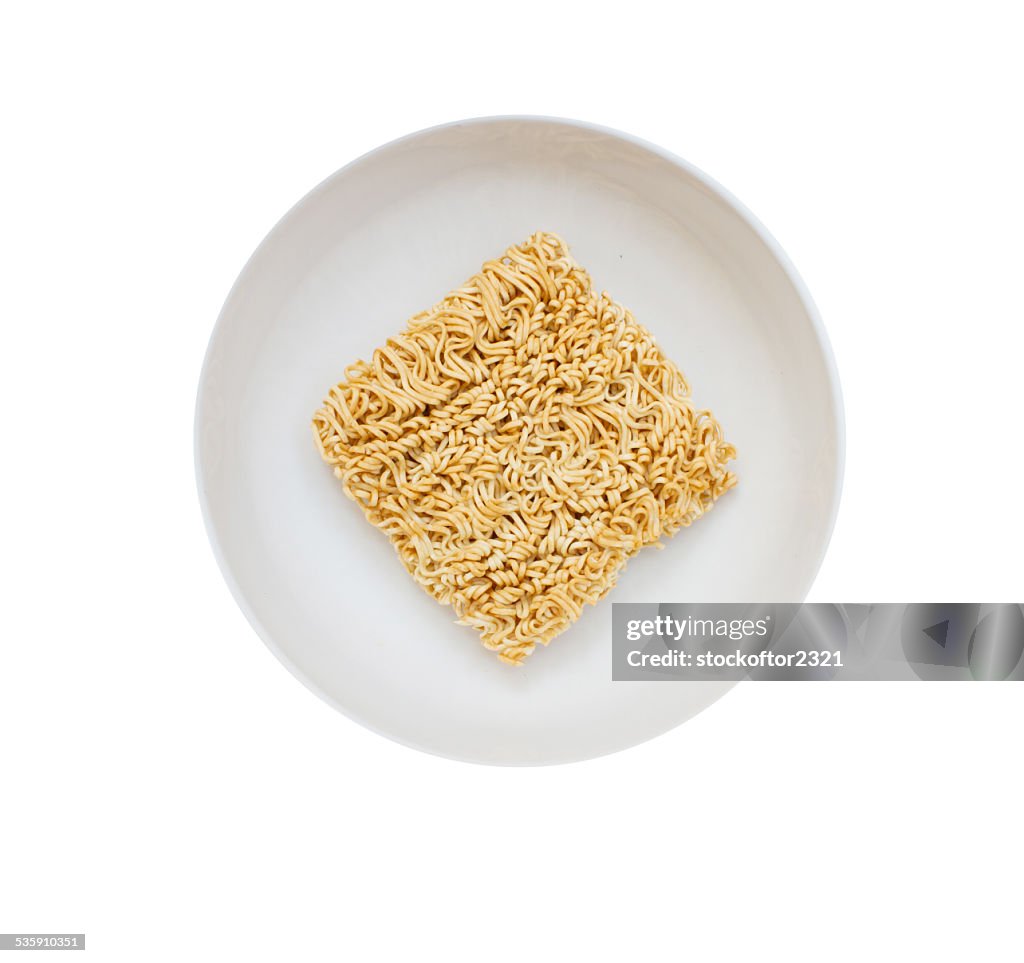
left=313, top=232, right=737, bottom=663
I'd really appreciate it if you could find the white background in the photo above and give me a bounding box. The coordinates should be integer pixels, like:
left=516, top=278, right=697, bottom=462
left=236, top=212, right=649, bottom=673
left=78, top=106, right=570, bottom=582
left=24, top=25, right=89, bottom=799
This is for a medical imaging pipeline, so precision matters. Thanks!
left=2, top=2, right=1021, bottom=960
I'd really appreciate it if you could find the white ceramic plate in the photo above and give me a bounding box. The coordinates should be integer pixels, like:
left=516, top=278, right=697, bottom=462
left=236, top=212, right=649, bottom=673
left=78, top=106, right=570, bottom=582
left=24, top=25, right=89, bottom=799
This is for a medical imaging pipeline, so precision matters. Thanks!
left=195, top=117, right=844, bottom=765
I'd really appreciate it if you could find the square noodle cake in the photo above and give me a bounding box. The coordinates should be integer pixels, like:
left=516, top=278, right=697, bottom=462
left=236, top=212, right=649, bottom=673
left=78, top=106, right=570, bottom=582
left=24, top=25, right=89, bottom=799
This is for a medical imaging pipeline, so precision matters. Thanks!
left=312, top=232, right=736, bottom=663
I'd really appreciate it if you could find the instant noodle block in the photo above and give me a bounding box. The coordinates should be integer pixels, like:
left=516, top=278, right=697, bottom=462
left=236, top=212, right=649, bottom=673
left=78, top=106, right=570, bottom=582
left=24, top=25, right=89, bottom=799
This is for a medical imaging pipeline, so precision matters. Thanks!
left=312, top=232, right=737, bottom=663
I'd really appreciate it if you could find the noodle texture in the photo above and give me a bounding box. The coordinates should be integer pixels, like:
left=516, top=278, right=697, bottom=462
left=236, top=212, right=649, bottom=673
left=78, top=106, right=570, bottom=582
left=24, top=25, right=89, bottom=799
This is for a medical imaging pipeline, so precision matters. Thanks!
left=312, top=233, right=737, bottom=663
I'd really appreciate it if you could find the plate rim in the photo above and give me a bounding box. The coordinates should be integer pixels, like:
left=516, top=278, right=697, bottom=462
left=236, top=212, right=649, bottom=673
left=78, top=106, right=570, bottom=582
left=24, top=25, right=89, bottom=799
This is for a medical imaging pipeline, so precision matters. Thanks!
left=194, top=114, right=847, bottom=765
